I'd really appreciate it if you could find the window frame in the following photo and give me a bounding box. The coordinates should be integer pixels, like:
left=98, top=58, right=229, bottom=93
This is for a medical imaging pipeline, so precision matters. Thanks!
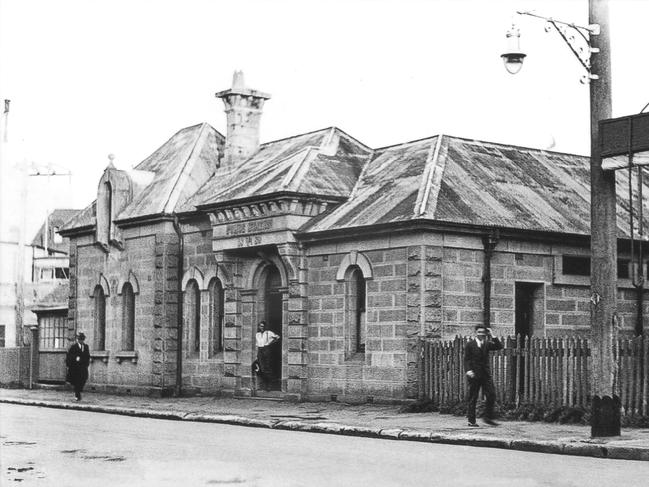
left=208, top=278, right=224, bottom=357
left=93, top=285, right=106, bottom=351
left=121, top=282, right=135, bottom=351
left=345, top=265, right=367, bottom=356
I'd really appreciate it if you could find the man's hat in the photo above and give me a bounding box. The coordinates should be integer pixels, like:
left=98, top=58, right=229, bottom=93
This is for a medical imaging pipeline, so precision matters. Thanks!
left=76, top=332, right=86, bottom=340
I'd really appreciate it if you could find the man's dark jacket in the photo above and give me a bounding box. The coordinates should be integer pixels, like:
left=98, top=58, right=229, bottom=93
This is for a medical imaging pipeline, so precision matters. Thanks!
left=463, top=337, right=503, bottom=379
left=66, top=342, right=90, bottom=386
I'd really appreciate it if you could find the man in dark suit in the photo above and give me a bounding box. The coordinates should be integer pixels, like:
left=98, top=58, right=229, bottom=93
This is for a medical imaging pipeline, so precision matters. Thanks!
left=464, top=326, right=502, bottom=427
left=66, top=332, right=90, bottom=401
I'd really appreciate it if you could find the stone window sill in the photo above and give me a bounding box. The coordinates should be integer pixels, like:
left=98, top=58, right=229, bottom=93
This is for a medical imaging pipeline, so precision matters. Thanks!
left=345, top=352, right=366, bottom=363
left=115, top=350, right=138, bottom=364
left=90, top=351, right=110, bottom=363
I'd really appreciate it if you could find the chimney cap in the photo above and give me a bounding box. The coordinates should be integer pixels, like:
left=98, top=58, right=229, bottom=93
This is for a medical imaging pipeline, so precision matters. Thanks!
left=215, top=70, right=271, bottom=100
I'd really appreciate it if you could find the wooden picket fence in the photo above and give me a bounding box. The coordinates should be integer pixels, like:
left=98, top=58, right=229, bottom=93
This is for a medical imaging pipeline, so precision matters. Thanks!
left=419, top=335, right=649, bottom=417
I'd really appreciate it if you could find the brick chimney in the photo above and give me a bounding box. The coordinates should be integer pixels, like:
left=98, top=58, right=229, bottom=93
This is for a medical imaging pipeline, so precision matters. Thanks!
left=215, top=71, right=271, bottom=166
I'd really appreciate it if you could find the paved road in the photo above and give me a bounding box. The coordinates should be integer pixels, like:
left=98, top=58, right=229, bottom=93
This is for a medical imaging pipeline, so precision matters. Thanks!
left=2, top=404, right=648, bottom=486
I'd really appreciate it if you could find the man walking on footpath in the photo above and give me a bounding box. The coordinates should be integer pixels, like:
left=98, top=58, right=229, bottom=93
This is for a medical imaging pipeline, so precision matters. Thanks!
left=66, top=332, right=90, bottom=401
left=464, top=326, right=502, bottom=427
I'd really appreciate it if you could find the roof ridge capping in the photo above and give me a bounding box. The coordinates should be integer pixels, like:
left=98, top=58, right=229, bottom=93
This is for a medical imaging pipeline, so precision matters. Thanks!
left=260, top=126, right=373, bottom=153
left=373, top=133, right=588, bottom=159
left=445, top=134, right=589, bottom=159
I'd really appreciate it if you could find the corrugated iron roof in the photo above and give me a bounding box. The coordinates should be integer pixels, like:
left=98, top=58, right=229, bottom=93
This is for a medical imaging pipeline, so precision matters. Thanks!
left=119, top=123, right=223, bottom=219
left=60, top=120, right=649, bottom=240
left=31, top=281, right=69, bottom=311
left=303, top=135, right=649, bottom=237
left=31, top=209, right=80, bottom=251
left=304, top=137, right=437, bottom=230
left=58, top=202, right=96, bottom=234
left=60, top=124, right=224, bottom=232
left=189, top=127, right=371, bottom=209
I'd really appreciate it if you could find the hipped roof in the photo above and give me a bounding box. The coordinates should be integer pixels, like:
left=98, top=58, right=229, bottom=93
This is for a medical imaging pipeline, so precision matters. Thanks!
left=303, top=135, right=614, bottom=236
left=60, top=122, right=648, bottom=240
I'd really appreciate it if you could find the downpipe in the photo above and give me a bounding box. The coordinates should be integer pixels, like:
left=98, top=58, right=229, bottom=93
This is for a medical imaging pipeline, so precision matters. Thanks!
left=482, top=230, right=500, bottom=328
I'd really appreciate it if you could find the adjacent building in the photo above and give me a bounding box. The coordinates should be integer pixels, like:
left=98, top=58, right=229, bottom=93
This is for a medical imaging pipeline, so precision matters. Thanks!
left=59, top=72, right=648, bottom=401
left=0, top=209, right=76, bottom=348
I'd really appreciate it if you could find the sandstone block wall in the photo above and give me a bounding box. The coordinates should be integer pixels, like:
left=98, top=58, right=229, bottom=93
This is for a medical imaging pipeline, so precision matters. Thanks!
left=306, top=239, right=414, bottom=401
left=71, top=222, right=180, bottom=395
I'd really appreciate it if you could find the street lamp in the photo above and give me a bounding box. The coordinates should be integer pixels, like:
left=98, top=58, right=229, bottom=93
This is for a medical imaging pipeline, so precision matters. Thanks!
left=501, top=1, right=618, bottom=438
left=502, top=10, right=600, bottom=83
left=501, top=25, right=526, bottom=75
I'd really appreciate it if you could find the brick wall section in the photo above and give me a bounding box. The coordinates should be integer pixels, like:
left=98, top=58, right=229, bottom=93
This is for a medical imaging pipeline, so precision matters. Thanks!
left=219, top=257, right=241, bottom=394
left=406, top=245, right=443, bottom=397
left=307, top=244, right=410, bottom=401
left=153, top=228, right=180, bottom=394
left=70, top=224, right=176, bottom=395
left=442, top=237, right=484, bottom=338
left=180, top=221, right=225, bottom=394
left=440, top=236, right=645, bottom=341
left=279, top=243, right=309, bottom=396
left=66, top=215, right=649, bottom=401
left=67, top=240, right=78, bottom=338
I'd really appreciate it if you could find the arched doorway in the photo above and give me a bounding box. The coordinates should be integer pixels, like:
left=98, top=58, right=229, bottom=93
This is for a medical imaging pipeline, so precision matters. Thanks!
left=261, top=265, right=283, bottom=390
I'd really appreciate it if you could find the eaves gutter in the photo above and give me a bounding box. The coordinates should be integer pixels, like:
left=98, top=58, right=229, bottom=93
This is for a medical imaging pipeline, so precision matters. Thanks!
left=114, top=210, right=205, bottom=228
left=58, top=224, right=95, bottom=238
left=294, top=219, right=594, bottom=247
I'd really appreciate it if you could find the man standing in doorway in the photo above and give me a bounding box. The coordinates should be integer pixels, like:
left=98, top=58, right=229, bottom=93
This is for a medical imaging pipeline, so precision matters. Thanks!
left=464, top=326, right=502, bottom=427
left=255, top=321, right=280, bottom=391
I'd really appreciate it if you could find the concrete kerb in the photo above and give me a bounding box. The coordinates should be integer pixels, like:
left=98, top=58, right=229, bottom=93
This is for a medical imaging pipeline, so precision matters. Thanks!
left=2, top=398, right=647, bottom=461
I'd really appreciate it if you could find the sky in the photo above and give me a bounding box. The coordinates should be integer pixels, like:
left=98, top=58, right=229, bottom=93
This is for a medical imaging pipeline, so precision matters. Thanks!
left=1, top=0, right=648, bottom=240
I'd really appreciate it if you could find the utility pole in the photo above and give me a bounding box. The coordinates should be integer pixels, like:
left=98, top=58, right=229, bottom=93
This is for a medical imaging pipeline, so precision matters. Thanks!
left=502, top=0, right=618, bottom=437
left=588, top=0, right=619, bottom=437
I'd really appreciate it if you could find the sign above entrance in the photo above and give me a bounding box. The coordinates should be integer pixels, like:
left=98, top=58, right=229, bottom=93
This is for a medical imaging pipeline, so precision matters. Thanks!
left=600, top=112, right=649, bottom=171
left=225, top=219, right=274, bottom=237
left=206, top=195, right=341, bottom=252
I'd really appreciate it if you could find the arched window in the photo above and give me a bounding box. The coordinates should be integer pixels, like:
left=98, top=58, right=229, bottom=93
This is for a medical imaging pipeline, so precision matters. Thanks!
left=105, top=181, right=112, bottom=241
left=122, top=282, right=135, bottom=351
left=184, top=279, right=201, bottom=356
left=346, top=266, right=366, bottom=354
left=93, top=285, right=106, bottom=351
left=208, top=278, right=224, bottom=357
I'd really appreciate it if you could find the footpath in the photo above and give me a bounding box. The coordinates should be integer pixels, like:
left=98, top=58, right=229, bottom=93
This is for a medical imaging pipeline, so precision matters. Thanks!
left=2, top=388, right=649, bottom=462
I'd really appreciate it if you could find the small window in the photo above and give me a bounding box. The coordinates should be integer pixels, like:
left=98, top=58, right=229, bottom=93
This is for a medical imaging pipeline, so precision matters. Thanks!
left=184, top=280, right=201, bottom=356
left=39, top=314, right=67, bottom=349
left=105, top=182, right=113, bottom=241
left=40, top=268, right=55, bottom=281
left=94, top=286, right=106, bottom=351
left=562, top=256, right=590, bottom=276
left=55, top=267, right=70, bottom=279
left=346, top=266, right=366, bottom=354
left=122, top=282, right=135, bottom=351
left=0, top=325, right=5, bottom=347
left=208, top=278, right=224, bottom=356
left=617, top=260, right=630, bottom=279
left=563, top=256, right=632, bottom=279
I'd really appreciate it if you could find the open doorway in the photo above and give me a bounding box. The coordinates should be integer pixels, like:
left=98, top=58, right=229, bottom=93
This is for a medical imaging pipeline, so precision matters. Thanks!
left=514, top=282, right=544, bottom=396
left=263, top=265, right=283, bottom=391
left=515, top=282, right=544, bottom=337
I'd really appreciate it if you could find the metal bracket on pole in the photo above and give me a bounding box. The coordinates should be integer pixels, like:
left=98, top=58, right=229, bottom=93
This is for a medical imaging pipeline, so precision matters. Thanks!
left=517, top=10, right=600, bottom=82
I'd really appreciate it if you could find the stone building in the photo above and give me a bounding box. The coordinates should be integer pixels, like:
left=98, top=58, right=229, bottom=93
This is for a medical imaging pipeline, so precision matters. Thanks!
left=60, top=72, right=647, bottom=401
